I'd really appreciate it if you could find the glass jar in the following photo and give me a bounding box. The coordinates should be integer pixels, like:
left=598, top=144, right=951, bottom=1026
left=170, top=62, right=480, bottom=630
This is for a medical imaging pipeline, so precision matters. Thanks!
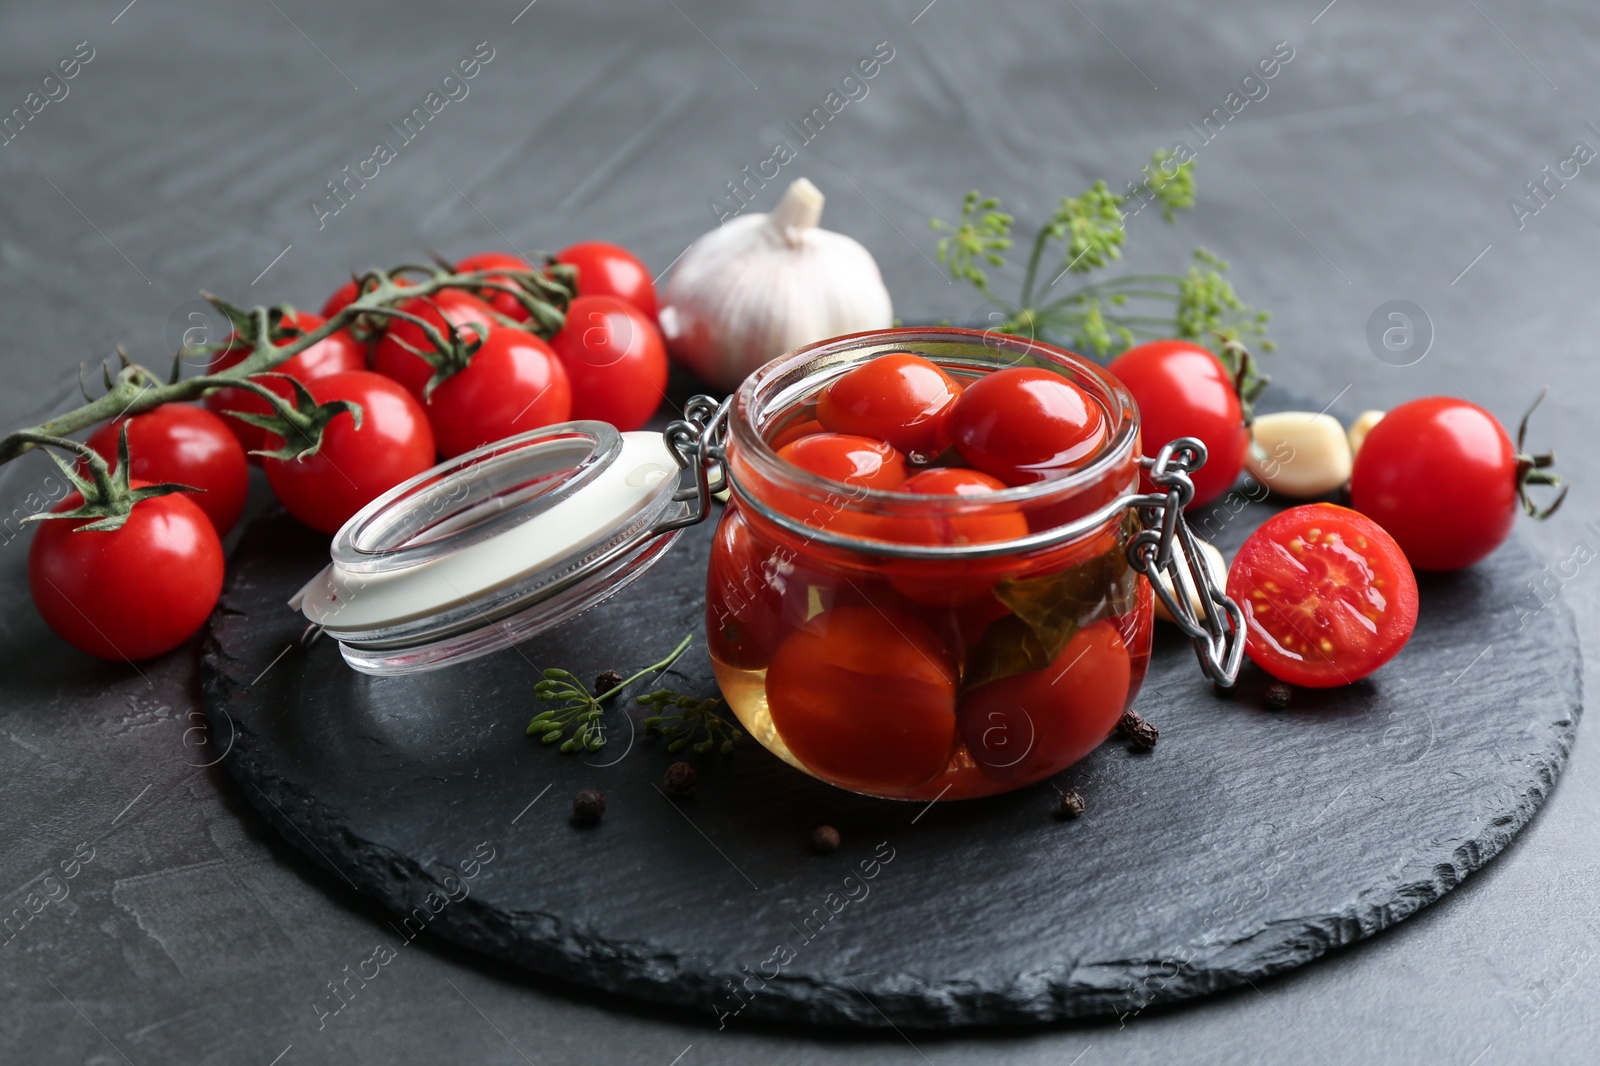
left=296, top=327, right=1241, bottom=802
left=707, top=328, right=1152, bottom=800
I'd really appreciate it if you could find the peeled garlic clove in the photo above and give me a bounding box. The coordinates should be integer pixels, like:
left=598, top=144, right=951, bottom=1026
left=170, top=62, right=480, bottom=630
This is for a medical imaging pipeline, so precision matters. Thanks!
left=1347, top=409, right=1385, bottom=458
left=1245, top=411, right=1352, bottom=498
left=1153, top=538, right=1227, bottom=625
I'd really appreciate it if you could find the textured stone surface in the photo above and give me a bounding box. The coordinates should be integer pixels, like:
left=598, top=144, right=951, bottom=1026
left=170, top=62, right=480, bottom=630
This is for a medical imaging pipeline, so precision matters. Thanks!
left=202, top=478, right=1581, bottom=1027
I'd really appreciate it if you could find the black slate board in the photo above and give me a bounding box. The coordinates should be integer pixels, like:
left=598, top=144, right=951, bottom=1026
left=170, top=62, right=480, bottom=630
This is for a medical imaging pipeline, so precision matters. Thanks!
left=202, top=481, right=1581, bottom=1029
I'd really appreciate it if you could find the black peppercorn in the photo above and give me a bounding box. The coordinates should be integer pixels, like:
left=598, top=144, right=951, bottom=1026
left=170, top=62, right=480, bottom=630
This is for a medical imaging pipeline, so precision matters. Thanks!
left=811, top=825, right=840, bottom=854
left=1119, top=709, right=1159, bottom=751
left=1266, top=683, right=1292, bottom=710
left=573, top=788, right=606, bottom=825
left=594, top=669, right=625, bottom=694
left=1057, top=791, right=1085, bottom=819
left=663, top=761, right=697, bottom=798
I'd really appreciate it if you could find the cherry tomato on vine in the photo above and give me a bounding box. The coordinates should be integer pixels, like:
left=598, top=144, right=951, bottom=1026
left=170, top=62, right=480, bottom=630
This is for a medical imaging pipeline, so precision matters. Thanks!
left=949, top=367, right=1106, bottom=485
left=86, top=405, right=248, bottom=536
left=957, top=620, right=1131, bottom=783
left=320, top=275, right=413, bottom=321
left=550, top=294, right=667, bottom=431
left=765, top=605, right=959, bottom=791
left=814, top=352, right=962, bottom=456
left=424, top=326, right=572, bottom=458
left=776, top=433, right=907, bottom=490
left=1108, top=340, right=1249, bottom=511
left=262, top=371, right=436, bottom=534
left=1226, top=503, right=1418, bottom=688
left=29, top=486, right=224, bottom=661
left=455, top=251, right=538, bottom=322
left=370, top=290, right=497, bottom=402
left=555, top=241, right=657, bottom=321
left=1350, top=396, right=1559, bottom=571
left=204, top=310, right=366, bottom=455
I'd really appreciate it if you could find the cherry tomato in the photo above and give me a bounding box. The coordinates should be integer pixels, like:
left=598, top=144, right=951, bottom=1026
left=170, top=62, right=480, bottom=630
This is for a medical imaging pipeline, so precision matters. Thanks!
left=770, top=418, right=825, bottom=451
left=550, top=294, right=667, bottom=431
left=814, top=352, right=961, bottom=455
left=765, top=605, right=959, bottom=792
left=320, top=275, right=414, bottom=320
left=950, top=367, right=1106, bottom=485
left=555, top=241, right=657, bottom=321
left=29, top=485, right=223, bottom=661
left=957, top=620, right=1131, bottom=783
left=262, top=371, right=436, bottom=534
left=1350, top=397, right=1520, bottom=571
left=1108, top=340, right=1249, bottom=510
left=1226, top=503, right=1418, bottom=688
left=892, top=468, right=1028, bottom=544
left=777, top=433, right=907, bottom=490
left=455, top=251, right=539, bottom=322
left=424, top=327, right=572, bottom=458
left=86, top=405, right=248, bottom=536
left=204, top=310, right=366, bottom=454
left=370, top=290, right=497, bottom=402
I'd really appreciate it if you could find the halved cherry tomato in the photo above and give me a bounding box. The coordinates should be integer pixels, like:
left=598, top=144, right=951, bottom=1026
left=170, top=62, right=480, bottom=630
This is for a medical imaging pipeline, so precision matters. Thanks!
left=86, top=405, right=248, bottom=536
left=370, top=290, right=497, bottom=402
left=555, top=241, right=657, bottom=321
left=455, top=251, right=538, bottom=322
left=765, top=605, right=959, bottom=791
left=814, top=352, right=961, bottom=455
left=29, top=484, right=223, bottom=661
left=424, top=326, right=572, bottom=458
left=1108, top=340, right=1249, bottom=510
left=204, top=310, right=366, bottom=454
left=262, top=371, right=436, bottom=534
left=949, top=367, right=1106, bottom=485
left=549, top=294, right=667, bottom=431
left=957, top=620, right=1131, bottom=783
left=1226, top=503, right=1418, bottom=688
left=777, top=433, right=907, bottom=491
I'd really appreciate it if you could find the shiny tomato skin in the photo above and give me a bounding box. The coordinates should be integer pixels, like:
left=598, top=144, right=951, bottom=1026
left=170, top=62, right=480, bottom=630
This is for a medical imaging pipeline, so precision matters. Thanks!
left=204, top=310, right=367, bottom=455
left=549, top=294, right=667, bottom=431
left=958, top=620, right=1131, bottom=783
left=893, top=468, right=1027, bottom=544
left=555, top=241, right=657, bottom=321
left=1108, top=340, right=1249, bottom=510
left=1350, top=397, right=1518, bottom=571
left=86, top=405, right=249, bottom=536
left=425, top=327, right=573, bottom=458
left=28, top=487, right=224, bottom=661
left=370, top=290, right=497, bottom=402
left=776, top=433, right=908, bottom=491
left=320, top=275, right=414, bottom=325
left=765, top=605, right=959, bottom=792
left=770, top=418, right=825, bottom=451
left=262, top=371, right=437, bottom=534
left=814, top=352, right=962, bottom=455
left=456, top=251, right=539, bottom=322
left=1227, top=503, right=1418, bottom=688
left=950, top=367, right=1107, bottom=485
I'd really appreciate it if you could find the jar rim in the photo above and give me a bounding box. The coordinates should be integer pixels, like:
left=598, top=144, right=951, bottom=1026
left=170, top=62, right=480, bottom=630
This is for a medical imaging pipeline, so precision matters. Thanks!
left=731, top=326, right=1140, bottom=509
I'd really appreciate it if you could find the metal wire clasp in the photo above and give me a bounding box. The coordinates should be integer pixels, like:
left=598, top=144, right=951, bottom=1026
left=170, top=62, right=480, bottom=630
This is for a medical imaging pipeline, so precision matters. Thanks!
left=1126, top=437, right=1246, bottom=687
left=657, top=394, right=731, bottom=532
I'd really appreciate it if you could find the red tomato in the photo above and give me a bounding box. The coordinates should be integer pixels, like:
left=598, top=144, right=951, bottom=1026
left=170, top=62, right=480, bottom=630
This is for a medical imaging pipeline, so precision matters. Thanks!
left=370, top=290, right=497, bottom=401
left=86, top=405, right=248, bottom=536
left=29, top=486, right=223, bottom=661
left=424, top=327, right=572, bottom=458
left=950, top=367, right=1106, bottom=485
left=555, top=241, right=657, bottom=321
left=776, top=433, right=907, bottom=490
left=765, top=605, right=959, bottom=792
left=814, top=352, right=961, bottom=455
left=1227, top=503, right=1418, bottom=688
left=770, top=418, right=825, bottom=451
left=204, top=310, right=366, bottom=454
left=262, top=371, right=436, bottom=534
left=549, top=294, right=667, bottom=431
left=320, top=275, right=414, bottom=320
left=957, top=620, right=1131, bottom=783
left=1350, top=397, right=1520, bottom=571
left=1107, top=340, right=1249, bottom=510
left=892, top=468, right=1027, bottom=544
left=455, top=251, right=539, bottom=322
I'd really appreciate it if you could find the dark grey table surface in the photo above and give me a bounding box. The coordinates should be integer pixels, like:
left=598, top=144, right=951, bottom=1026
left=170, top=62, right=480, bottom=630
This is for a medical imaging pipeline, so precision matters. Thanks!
left=3, top=0, right=1598, bottom=1062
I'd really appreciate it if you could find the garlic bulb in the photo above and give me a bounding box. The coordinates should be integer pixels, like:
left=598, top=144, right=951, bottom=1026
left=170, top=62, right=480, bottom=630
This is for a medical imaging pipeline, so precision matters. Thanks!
left=659, top=178, right=893, bottom=391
